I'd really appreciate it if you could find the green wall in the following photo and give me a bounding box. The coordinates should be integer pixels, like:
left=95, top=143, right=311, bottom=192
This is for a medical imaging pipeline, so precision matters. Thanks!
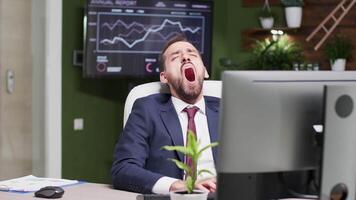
left=62, top=0, right=281, bottom=183
left=62, top=0, right=157, bottom=183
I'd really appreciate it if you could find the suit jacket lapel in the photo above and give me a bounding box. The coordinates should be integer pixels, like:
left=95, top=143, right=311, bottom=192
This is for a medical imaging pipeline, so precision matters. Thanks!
left=160, top=98, right=185, bottom=162
left=206, top=99, right=219, bottom=163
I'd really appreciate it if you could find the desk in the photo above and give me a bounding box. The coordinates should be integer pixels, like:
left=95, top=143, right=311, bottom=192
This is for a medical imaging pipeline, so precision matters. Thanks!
left=0, top=183, right=138, bottom=200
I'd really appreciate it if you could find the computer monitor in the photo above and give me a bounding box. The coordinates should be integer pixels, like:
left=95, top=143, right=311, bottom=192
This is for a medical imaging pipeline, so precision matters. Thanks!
left=217, top=71, right=356, bottom=200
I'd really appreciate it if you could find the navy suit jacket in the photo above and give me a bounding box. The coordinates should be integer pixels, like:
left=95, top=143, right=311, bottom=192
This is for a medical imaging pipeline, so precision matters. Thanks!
left=111, top=93, right=220, bottom=194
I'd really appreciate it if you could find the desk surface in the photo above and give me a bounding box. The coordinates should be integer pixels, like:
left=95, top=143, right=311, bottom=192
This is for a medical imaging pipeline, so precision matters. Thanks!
left=0, top=182, right=138, bottom=200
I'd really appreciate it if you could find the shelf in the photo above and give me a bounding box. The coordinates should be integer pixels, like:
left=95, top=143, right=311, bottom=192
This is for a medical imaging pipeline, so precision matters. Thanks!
left=241, top=27, right=302, bottom=49
left=242, top=0, right=280, bottom=7
left=242, top=0, right=341, bottom=7
left=244, top=27, right=299, bottom=32
left=239, top=0, right=356, bottom=70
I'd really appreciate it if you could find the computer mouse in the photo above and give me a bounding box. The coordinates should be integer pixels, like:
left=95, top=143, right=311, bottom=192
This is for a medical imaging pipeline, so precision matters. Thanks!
left=34, top=186, right=64, bottom=199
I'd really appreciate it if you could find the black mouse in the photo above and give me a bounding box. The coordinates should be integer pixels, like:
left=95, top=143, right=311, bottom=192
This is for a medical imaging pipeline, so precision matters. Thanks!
left=34, top=186, right=64, bottom=199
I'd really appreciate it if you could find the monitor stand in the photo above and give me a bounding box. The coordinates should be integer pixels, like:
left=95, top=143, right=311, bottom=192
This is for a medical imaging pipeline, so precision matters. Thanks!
left=321, top=85, right=356, bottom=200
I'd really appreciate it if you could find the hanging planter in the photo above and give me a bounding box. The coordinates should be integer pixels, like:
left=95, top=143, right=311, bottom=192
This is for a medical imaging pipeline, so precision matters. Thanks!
left=259, top=17, right=274, bottom=29
left=259, top=0, right=275, bottom=29
left=281, top=0, right=304, bottom=28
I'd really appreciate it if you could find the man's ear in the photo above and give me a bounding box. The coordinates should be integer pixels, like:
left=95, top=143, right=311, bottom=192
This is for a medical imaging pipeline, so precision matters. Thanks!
left=160, top=72, right=168, bottom=83
left=204, top=67, right=209, bottom=79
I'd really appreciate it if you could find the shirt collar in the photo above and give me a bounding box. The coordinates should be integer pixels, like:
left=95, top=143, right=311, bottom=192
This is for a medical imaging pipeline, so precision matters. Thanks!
left=171, top=96, right=206, bottom=115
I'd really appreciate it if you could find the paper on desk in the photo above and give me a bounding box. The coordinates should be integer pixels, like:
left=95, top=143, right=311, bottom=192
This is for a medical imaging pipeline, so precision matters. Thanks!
left=0, top=175, right=79, bottom=192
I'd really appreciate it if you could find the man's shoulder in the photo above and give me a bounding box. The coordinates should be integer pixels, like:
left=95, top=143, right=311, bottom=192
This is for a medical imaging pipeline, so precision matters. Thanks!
left=204, top=96, right=220, bottom=104
left=204, top=96, right=220, bottom=111
left=204, top=95, right=220, bottom=101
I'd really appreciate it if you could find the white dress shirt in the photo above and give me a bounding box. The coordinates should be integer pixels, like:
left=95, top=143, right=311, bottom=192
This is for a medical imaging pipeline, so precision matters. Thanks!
left=152, top=96, right=216, bottom=194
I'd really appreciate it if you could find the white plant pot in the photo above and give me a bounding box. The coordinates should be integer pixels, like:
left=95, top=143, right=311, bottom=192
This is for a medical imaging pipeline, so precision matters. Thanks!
left=259, top=17, right=274, bottom=29
left=330, top=59, right=346, bottom=71
left=170, top=190, right=208, bottom=200
left=285, top=7, right=302, bottom=28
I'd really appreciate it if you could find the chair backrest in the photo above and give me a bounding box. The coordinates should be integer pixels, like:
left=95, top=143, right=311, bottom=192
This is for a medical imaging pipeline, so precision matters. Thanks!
left=123, top=80, right=222, bottom=126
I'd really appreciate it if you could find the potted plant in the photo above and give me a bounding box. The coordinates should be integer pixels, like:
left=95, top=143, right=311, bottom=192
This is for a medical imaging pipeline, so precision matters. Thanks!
left=258, top=0, right=275, bottom=29
left=240, top=35, right=304, bottom=70
left=281, top=0, right=304, bottom=28
left=323, top=35, right=353, bottom=71
left=258, top=9, right=275, bottom=29
left=162, top=131, right=218, bottom=200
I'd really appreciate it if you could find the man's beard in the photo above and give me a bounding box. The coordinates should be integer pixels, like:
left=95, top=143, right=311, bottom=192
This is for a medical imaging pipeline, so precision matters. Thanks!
left=170, top=76, right=204, bottom=103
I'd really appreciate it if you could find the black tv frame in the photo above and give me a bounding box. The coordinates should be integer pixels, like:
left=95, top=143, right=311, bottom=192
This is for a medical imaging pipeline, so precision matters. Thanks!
left=83, top=0, right=214, bottom=78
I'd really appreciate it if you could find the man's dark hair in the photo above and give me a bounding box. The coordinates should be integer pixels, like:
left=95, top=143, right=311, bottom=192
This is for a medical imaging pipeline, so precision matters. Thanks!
left=158, top=34, right=188, bottom=72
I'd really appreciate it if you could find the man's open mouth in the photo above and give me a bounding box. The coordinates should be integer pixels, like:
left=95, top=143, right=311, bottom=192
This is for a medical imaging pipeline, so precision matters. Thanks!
left=182, top=62, right=196, bottom=82
left=184, top=67, right=196, bottom=82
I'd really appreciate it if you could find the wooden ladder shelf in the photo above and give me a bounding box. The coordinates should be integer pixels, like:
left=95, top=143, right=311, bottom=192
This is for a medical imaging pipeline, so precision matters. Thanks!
left=306, top=0, right=356, bottom=50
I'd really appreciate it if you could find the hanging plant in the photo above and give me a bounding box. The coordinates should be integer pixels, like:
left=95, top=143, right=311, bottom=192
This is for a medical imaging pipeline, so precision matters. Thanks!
left=258, top=0, right=275, bottom=29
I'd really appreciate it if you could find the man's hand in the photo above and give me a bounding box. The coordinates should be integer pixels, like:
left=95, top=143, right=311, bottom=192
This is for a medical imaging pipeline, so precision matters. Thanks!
left=169, top=180, right=186, bottom=192
left=169, top=177, right=217, bottom=193
left=195, top=177, right=217, bottom=193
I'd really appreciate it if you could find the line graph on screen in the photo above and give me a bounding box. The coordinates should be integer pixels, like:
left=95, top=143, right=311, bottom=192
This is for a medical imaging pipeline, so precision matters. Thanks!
left=96, top=13, right=205, bottom=53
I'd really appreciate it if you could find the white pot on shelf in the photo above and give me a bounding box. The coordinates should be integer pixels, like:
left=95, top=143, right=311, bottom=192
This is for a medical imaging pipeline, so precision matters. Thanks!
left=330, top=58, right=346, bottom=71
left=285, top=7, right=302, bottom=28
left=259, top=17, right=274, bottom=29
left=170, top=190, right=208, bottom=200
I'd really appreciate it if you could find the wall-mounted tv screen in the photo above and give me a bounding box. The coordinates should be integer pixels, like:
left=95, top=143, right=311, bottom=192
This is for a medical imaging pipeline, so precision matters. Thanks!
left=84, top=0, right=213, bottom=78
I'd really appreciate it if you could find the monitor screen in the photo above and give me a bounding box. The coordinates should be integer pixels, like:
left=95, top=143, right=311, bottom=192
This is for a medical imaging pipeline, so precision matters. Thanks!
left=83, top=0, right=213, bottom=78
left=217, top=71, right=356, bottom=199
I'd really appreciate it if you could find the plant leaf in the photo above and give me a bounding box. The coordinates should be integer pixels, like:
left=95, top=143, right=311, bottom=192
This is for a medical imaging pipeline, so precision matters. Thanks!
left=162, top=145, right=192, bottom=156
left=168, top=159, right=191, bottom=175
left=185, top=176, right=194, bottom=194
left=198, top=169, right=214, bottom=176
left=197, top=142, right=219, bottom=158
left=187, top=131, right=200, bottom=165
left=187, top=131, right=198, bottom=154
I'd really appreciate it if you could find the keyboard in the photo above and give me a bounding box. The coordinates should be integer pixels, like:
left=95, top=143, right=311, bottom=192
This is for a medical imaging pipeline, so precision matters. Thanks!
left=136, top=192, right=216, bottom=200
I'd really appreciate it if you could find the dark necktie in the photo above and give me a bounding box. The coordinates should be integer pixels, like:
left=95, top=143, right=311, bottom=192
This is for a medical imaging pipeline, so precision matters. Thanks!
left=183, top=106, right=199, bottom=179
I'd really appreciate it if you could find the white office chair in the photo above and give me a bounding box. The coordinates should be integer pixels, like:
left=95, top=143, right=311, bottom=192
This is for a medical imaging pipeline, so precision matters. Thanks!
left=123, top=80, right=222, bottom=127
